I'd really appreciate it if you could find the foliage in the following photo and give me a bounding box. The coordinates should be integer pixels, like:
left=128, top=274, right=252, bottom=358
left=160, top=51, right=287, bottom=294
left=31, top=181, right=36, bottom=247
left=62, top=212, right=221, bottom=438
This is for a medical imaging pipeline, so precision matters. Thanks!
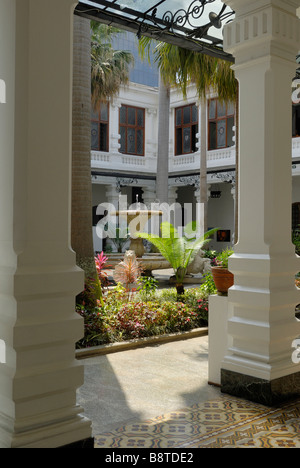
left=95, top=251, right=110, bottom=287
left=77, top=252, right=110, bottom=308
left=203, top=249, right=217, bottom=261
left=198, top=272, right=217, bottom=296
left=136, top=221, right=216, bottom=297
left=138, top=37, right=237, bottom=102
left=214, top=248, right=234, bottom=269
left=106, top=226, right=130, bottom=253
left=113, top=253, right=143, bottom=286
left=137, top=276, right=158, bottom=301
left=76, top=276, right=215, bottom=348
left=292, top=229, right=300, bottom=256
left=90, top=22, right=134, bottom=110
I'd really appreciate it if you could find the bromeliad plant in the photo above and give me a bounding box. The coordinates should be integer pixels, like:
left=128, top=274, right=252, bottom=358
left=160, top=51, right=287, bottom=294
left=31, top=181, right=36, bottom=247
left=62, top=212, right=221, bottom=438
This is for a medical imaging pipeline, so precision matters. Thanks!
left=137, top=222, right=216, bottom=299
left=113, top=251, right=143, bottom=300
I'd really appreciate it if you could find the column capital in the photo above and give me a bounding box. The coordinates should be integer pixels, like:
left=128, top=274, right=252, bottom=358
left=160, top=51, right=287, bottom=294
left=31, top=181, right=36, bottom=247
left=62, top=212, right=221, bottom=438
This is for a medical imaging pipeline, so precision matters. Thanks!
left=224, top=0, right=300, bottom=13
left=223, top=0, right=300, bottom=64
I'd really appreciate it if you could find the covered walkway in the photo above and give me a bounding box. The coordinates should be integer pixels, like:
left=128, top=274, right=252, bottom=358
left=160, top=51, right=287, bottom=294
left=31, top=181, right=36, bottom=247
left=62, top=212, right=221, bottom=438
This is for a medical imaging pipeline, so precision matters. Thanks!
left=77, top=336, right=300, bottom=448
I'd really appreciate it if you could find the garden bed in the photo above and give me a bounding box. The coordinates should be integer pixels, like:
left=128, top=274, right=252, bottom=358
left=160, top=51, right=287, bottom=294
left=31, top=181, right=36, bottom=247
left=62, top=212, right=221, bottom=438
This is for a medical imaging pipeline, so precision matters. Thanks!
left=76, top=327, right=208, bottom=359
left=76, top=280, right=215, bottom=350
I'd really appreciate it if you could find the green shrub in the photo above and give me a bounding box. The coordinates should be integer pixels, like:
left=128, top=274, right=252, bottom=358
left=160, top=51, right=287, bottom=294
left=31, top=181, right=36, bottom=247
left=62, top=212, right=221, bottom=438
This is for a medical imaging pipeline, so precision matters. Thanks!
left=76, top=272, right=218, bottom=348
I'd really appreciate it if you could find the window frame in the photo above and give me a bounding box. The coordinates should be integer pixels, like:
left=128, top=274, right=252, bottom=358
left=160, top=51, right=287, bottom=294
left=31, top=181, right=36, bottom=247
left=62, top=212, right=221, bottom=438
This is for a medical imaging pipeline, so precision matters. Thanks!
left=119, top=105, right=145, bottom=156
left=91, top=102, right=110, bottom=152
left=208, top=98, right=235, bottom=151
left=174, top=103, right=199, bottom=156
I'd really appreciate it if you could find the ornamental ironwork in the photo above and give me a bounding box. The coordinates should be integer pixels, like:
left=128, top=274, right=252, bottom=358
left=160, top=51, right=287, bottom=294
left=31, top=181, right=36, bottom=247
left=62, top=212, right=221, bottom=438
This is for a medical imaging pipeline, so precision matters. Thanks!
left=136, top=1, right=233, bottom=42
left=75, top=0, right=235, bottom=61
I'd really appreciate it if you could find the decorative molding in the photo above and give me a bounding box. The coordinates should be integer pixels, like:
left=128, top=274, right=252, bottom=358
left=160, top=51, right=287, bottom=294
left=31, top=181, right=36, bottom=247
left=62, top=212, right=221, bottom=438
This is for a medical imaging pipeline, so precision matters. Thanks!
left=216, top=171, right=236, bottom=186
left=175, top=174, right=200, bottom=189
left=116, top=177, right=138, bottom=192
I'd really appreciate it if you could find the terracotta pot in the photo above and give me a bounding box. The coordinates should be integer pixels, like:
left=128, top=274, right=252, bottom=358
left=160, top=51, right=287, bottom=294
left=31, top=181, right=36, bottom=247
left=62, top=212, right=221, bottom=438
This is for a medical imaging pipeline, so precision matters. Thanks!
left=211, top=266, right=234, bottom=295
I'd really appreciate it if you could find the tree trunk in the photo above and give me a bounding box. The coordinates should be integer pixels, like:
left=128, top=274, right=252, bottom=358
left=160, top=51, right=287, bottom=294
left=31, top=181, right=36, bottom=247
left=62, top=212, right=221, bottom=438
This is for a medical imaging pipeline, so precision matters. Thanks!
left=156, top=72, right=170, bottom=204
left=176, top=283, right=185, bottom=301
left=200, top=97, right=208, bottom=235
left=72, top=16, right=103, bottom=305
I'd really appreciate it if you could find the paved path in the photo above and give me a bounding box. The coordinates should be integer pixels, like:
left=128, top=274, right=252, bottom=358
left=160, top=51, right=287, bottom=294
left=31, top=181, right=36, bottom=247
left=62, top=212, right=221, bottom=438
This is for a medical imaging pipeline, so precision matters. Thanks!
left=77, top=335, right=220, bottom=436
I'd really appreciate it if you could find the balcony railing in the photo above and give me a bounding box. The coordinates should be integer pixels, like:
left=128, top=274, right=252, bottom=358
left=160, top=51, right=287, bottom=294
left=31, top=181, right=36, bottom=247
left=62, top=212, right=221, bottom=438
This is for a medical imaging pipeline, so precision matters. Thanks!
left=92, top=139, right=300, bottom=176
left=91, top=151, right=157, bottom=173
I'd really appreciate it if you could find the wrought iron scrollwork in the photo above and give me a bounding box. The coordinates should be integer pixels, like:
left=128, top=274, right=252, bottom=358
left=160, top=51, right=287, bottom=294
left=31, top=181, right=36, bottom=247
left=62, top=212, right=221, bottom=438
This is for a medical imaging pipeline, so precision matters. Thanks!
left=137, top=0, right=234, bottom=43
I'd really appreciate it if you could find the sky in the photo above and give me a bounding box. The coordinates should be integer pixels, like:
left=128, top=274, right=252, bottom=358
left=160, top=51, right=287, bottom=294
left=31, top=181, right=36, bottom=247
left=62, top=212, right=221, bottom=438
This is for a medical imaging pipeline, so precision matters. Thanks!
left=84, top=0, right=232, bottom=39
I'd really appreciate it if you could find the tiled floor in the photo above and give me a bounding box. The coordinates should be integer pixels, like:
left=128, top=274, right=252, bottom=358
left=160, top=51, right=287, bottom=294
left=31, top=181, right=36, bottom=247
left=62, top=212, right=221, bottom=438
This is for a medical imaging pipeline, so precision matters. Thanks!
left=78, top=334, right=300, bottom=449
left=94, top=396, right=300, bottom=449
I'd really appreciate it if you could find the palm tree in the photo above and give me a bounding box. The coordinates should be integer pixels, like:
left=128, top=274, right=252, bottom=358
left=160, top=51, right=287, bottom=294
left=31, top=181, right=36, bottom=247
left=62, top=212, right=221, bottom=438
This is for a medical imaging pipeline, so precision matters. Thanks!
left=138, top=38, right=238, bottom=232
left=72, top=18, right=133, bottom=306
left=90, top=22, right=134, bottom=110
left=137, top=222, right=216, bottom=298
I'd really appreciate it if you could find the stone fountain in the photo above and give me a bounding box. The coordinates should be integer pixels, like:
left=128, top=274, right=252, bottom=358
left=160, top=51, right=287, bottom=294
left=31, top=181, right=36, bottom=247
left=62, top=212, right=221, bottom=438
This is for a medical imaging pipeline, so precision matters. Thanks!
left=109, top=196, right=171, bottom=276
left=107, top=196, right=211, bottom=281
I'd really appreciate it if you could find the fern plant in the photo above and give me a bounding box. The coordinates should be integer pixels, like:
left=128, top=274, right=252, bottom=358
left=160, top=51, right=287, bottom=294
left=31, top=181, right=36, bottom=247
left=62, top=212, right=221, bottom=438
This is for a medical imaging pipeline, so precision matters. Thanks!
left=137, top=222, right=216, bottom=298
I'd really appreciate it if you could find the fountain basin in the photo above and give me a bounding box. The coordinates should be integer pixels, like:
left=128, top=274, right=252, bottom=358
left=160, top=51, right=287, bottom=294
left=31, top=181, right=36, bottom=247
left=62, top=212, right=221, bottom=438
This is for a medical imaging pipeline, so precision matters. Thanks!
left=106, top=252, right=171, bottom=277
left=112, top=209, right=163, bottom=258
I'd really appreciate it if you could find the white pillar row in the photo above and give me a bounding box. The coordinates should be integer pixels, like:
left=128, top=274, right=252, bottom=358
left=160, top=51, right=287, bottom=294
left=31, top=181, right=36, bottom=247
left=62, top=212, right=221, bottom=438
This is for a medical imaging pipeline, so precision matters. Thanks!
left=221, top=0, right=300, bottom=405
left=0, top=0, right=93, bottom=447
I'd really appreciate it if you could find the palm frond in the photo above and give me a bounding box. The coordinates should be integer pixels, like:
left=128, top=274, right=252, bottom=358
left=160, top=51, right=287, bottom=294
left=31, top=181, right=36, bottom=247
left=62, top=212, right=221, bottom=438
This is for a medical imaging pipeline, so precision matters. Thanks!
left=90, top=23, right=134, bottom=109
left=137, top=222, right=215, bottom=279
left=138, top=38, right=237, bottom=102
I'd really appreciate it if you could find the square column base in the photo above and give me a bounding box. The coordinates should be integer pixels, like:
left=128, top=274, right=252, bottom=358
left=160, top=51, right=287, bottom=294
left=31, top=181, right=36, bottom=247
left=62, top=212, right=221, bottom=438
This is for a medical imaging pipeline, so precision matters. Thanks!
left=221, top=369, right=300, bottom=406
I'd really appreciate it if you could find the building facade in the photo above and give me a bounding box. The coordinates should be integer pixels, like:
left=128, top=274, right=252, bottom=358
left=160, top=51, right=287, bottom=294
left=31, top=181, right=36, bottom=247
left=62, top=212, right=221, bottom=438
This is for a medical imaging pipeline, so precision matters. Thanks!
left=91, top=32, right=300, bottom=253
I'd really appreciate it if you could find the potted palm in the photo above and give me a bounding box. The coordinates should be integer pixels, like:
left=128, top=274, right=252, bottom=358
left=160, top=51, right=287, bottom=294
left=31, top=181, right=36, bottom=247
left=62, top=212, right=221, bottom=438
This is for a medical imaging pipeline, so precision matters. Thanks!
left=211, top=248, right=234, bottom=295
left=137, top=222, right=216, bottom=299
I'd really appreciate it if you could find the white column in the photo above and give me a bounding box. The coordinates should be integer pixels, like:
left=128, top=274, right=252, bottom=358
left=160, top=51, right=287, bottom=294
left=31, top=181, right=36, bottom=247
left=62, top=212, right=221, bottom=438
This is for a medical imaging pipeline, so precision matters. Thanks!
left=146, top=108, right=158, bottom=158
left=106, top=184, right=121, bottom=209
left=110, top=101, right=122, bottom=153
left=142, top=185, right=156, bottom=208
left=0, top=0, right=92, bottom=447
left=221, top=0, right=300, bottom=404
left=168, top=185, right=178, bottom=206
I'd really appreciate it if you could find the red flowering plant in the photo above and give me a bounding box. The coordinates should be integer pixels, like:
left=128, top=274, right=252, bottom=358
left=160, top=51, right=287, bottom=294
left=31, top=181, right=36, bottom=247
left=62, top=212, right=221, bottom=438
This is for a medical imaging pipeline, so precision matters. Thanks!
left=76, top=252, right=109, bottom=309
left=160, top=301, right=198, bottom=332
left=197, top=298, right=209, bottom=322
left=95, top=251, right=111, bottom=287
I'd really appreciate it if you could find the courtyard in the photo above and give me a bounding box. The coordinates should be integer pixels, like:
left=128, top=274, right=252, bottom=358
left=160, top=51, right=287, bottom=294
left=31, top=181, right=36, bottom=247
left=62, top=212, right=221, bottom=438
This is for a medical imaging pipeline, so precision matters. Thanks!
left=1, top=0, right=300, bottom=449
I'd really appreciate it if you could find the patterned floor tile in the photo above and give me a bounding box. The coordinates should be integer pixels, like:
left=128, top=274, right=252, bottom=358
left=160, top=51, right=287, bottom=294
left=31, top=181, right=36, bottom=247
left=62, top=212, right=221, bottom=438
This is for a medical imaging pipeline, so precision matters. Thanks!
left=95, top=396, right=300, bottom=448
